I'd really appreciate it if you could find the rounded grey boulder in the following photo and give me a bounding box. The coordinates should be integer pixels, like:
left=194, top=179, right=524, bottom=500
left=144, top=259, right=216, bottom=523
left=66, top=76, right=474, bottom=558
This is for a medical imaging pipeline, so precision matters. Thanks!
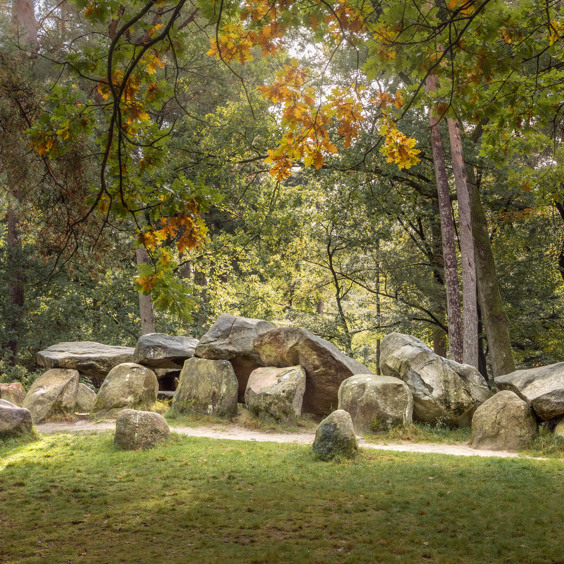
left=91, top=363, right=158, bottom=418
left=245, top=366, right=306, bottom=422
left=380, top=333, right=492, bottom=426
left=471, top=391, right=538, bottom=451
left=114, top=409, right=170, bottom=450
left=312, top=409, right=358, bottom=461
left=133, top=333, right=198, bottom=369
left=23, top=368, right=79, bottom=424
left=338, top=374, right=413, bottom=433
left=172, top=358, right=238, bottom=418
left=0, top=399, right=32, bottom=438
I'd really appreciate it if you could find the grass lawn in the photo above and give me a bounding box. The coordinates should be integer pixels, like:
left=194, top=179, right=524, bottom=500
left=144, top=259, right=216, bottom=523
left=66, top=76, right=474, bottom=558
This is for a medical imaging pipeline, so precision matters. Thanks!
left=1, top=432, right=562, bottom=563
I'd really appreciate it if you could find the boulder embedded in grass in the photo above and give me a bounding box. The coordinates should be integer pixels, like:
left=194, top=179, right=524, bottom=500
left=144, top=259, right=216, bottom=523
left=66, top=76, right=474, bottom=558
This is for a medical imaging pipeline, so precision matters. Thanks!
left=0, top=399, right=32, bottom=438
left=245, top=366, right=306, bottom=422
left=471, top=391, right=538, bottom=451
left=91, top=363, right=158, bottom=418
left=114, top=409, right=170, bottom=450
left=22, top=368, right=79, bottom=424
left=338, top=374, right=413, bottom=433
left=172, top=358, right=238, bottom=418
left=312, top=409, right=358, bottom=461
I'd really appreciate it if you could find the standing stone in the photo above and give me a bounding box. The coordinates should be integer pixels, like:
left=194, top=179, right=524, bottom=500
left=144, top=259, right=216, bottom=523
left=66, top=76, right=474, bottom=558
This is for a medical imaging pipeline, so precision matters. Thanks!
left=495, top=362, right=564, bottom=421
left=245, top=366, right=306, bottom=422
left=37, top=341, right=135, bottom=387
left=22, top=368, right=79, bottom=424
left=254, top=326, right=373, bottom=417
left=0, top=382, right=26, bottom=406
left=471, top=391, right=538, bottom=451
left=0, top=399, right=32, bottom=438
left=91, top=363, right=158, bottom=418
left=172, top=358, right=238, bottom=418
left=338, top=375, right=413, bottom=433
left=114, top=409, right=170, bottom=450
left=195, top=314, right=276, bottom=403
left=312, top=409, right=358, bottom=461
left=75, top=383, right=96, bottom=413
left=380, top=333, right=492, bottom=426
left=133, top=333, right=198, bottom=369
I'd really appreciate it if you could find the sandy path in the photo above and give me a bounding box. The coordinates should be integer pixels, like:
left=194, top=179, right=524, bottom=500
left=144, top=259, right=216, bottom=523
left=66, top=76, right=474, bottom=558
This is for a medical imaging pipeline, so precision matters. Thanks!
left=35, top=420, right=542, bottom=459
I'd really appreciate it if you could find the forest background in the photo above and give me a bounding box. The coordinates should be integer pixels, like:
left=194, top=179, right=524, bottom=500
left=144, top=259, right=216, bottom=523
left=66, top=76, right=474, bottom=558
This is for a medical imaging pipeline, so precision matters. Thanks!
left=1, top=0, right=564, bottom=388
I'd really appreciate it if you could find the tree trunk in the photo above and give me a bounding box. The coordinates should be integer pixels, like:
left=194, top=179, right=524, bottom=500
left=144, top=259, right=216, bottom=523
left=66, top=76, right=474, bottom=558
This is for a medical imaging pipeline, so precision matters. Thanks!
left=430, top=207, right=448, bottom=357
left=136, top=246, right=156, bottom=335
left=6, top=199, right=25, bottom=364
left=467, top=168, right=515, bottom=376
left=426, top=75, right=463, bottom=363
left=447, top=118, right=479, bottom=368
left=11, top=0, right=38, bottom=50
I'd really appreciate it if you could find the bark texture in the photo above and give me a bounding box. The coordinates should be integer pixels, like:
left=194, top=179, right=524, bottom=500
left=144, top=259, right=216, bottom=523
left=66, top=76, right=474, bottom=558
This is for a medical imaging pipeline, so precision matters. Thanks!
left=136, top=246, right=156, bottom=335
left=447, top=118, right=478, bottom=368
left=426, top=75, right=463, bottom=363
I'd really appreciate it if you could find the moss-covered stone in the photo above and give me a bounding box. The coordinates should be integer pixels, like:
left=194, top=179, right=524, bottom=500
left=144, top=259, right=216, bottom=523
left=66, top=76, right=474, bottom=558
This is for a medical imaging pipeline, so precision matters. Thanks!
left=114, top=409, right=170, bottom=450
left=172, top=358, right=238, bottom=418
left=312, top=409, right=358, bottom=461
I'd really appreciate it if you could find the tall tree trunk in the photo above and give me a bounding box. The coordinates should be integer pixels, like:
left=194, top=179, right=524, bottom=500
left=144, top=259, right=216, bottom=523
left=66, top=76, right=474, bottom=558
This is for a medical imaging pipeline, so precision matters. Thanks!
left=426, top=75, right=463, bottom=362
left=6, top=197, right=24, bottom=364
left=467, top=167, right=515, bottom=376
left=11, top=0, right=38, bottom=50
left=5, top=0, right=37, bottom=363
left=136, top=247, right=156, bottom=335
left=447, top=118, right=479, bottom=368
left=430, top=208, right=448, bottom=357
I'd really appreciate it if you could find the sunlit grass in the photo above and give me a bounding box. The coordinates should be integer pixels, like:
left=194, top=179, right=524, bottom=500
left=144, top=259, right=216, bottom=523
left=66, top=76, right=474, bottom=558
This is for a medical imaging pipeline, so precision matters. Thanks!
left=1, top=432, right=562, bottom=563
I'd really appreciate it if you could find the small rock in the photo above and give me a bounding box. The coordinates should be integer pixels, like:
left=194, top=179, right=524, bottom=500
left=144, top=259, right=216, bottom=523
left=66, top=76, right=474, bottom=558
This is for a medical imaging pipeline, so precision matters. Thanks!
left=338, top=374, right=413, bottom=433
left=0, top=399, right=33, bottom=438
left=471, top=391, right=538, bottom=451
left=554, top=419, right=564, bottom=439
left=114, top=409, right=170, bottom=450
left=0, top=382, right=26, bottom=407
left=312, top=409, right=358, bottom=461
left=245, top=366, right=306, bottom=422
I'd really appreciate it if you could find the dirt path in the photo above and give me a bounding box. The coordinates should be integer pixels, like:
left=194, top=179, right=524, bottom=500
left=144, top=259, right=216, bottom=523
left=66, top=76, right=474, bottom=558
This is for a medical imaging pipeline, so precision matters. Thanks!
left=35, top=420, right=541, bottom=459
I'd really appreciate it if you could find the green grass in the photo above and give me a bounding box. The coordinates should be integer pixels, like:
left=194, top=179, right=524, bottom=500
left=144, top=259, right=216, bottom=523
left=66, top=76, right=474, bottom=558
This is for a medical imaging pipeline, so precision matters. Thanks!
left=363, top=421, right=473, bottom=445
left=1, top=432, right=563, bottom=563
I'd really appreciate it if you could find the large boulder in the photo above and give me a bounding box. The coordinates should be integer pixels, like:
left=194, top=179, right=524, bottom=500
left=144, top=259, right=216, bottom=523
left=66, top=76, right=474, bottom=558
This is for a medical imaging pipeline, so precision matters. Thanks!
left=114, top=409, right=170, bottom=450
left=195, top=314, right=276, bottom=402
left=380, top=333, right=492, bottom=426
left=471, top=391, right=538, bottom=451
left=554, top=419, right=564, bottom=439
left=495, top=362, right=564, bottom=421
left=172, top=358, right=238, bottom=418
left=37, top=341, right=135, bottom=387
left=91, top=363, right=158, bottom=418
left=22, top=369, right=79, bottom=424
left=312, top=409, right=358, bottom=461
left=0, top=382, right=26, bottom=407
left=133, top=333, right=198, bottom=369
left=0, top=399, right=33, bottom=438
left=338, top=374, right=413, bottom=433
left=254, top=327, right=374, bottom=417
left=76, top=383, right=96, bottom=413
left=245, top=366, right=306, bottom=422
